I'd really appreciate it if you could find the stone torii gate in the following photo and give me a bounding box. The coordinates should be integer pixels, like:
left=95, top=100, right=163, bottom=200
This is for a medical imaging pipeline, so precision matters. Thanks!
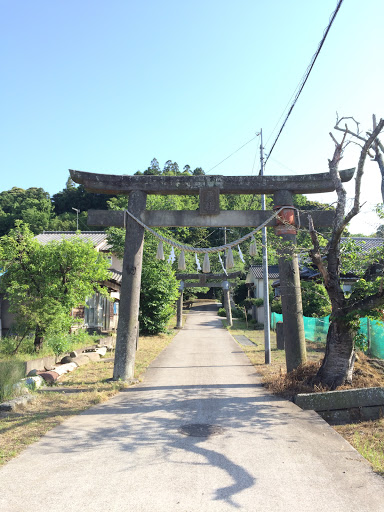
left=70, top=168, right=354, bottom=380
left=175, top=271, right=242, bottom=328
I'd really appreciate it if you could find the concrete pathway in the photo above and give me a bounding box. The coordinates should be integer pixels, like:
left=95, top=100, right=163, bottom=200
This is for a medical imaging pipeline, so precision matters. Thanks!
left=1, top=304, right=384, bottom=511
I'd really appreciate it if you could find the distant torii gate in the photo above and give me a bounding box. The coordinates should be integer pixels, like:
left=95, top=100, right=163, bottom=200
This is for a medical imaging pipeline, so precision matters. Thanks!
left=175, top=271, right=242, bottom=328
left=70, top=168, right=354, bottom=380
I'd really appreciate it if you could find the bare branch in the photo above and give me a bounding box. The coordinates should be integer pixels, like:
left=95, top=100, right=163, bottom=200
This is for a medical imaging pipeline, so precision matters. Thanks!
left=329, top=132, right=339, bottom=146
left=344, top=118, right=384, bottom=226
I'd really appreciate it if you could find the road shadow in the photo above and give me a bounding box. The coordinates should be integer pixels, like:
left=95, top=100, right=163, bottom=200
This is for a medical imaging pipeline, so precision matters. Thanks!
left=36, top=381, right=322, bottom=508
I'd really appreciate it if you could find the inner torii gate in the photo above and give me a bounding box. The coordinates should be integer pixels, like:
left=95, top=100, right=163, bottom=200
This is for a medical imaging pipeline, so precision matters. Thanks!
left=175, top=271, right=242, bottom=328
left=70, top=168, right=354, bottom=380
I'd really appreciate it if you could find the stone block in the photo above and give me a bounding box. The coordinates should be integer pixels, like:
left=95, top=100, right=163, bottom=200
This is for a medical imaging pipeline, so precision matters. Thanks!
left=25, top=356, right=56, bottom=375
left=294, top=386, right=384, bottom=411
left=84, top=352, right=101, bottom=362
left=39, top=371, right=60, bottom=384
left=53, top=363, right=78, bottom=376
left=72, top=355, right=91, bottom=366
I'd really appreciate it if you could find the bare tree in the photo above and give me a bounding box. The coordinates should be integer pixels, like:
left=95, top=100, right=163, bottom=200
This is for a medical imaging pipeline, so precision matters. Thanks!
left=334, top=114, right=384, bottom=202
left=308, top=116, right=384, bottom=389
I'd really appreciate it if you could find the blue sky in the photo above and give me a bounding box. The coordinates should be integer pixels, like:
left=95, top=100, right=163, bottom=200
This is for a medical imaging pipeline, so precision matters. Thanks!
left=1, top=0, right=383, bottom=233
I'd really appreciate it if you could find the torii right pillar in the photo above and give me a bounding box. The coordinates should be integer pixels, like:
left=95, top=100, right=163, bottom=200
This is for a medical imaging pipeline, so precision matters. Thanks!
left=274, top=190, right=306, bottom=372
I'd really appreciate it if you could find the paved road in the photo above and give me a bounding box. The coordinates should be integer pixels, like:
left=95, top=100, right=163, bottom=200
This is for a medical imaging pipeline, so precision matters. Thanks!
left=1, top=304, right=384, bottom=511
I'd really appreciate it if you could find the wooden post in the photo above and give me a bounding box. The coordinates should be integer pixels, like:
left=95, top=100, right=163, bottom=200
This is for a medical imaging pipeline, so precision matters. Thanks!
left=176, top=287, right=184, bottom=329
left=222, top=281, right=232, bottom=327
left=113, top=190, right=147, bottom=381
left=274, top=190, right=306, bottom=372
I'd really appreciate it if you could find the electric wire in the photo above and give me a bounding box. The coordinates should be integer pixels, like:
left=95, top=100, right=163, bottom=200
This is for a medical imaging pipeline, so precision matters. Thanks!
left=264, top=0, right=344, bottom=167
left=206, top=135, right=257, bottom=174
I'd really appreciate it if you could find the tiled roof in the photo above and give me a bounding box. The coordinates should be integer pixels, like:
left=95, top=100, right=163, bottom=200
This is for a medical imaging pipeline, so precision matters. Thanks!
left=107, top=269, right=122, bottom=284
left=250, top=265, right=280, bottom=279
left=341, top=237, right=384, bottom=252
left=35, top=231, right=111, bottom=250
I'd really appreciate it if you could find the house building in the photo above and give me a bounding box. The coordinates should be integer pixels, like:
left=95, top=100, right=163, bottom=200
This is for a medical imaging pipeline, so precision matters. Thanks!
left=245, top=264, right=280, bottom=324
left=0, top=231, right=122, bottom=336
left=245, top=237, right=384, bottom=324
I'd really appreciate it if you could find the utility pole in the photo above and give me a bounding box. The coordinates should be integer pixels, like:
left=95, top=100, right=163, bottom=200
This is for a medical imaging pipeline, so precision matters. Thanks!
left=72, top=207, right=80, bottom=231
left=260, top=129, right=271, bottom=364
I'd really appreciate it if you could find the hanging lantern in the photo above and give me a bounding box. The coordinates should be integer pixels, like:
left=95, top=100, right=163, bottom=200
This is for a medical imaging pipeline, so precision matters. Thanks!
left=203, top=253, right=210, bottom=273
left=178, top=250, right=187, bottom=271
left=249, top=236, right=258, bottom=257
left=226, top=247, right=234, bottom=269
left=156, top=240, right=165, bottom=260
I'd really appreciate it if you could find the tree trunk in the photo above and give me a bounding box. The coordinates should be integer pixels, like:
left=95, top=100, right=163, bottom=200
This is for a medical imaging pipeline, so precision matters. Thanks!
left=313, top=247, right=357, bottom=389
left=314, top=316, right=356, bottom=389
left=34, top=325, right=44, bottom=352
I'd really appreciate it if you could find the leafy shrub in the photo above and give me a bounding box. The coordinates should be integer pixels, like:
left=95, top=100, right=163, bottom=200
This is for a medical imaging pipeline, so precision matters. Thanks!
left=46, top=334, right=71, bottom=357
left=354, top=333, right=368, bottom=351
left=0, top=361, right=26, bottom=402
left=218, top=308, right=227, bottom=317
left=243, top=298, right=263, bottom=309
left=139, top=253, right=179, bottom=334
left=233, top=283, right=248, bottom=305
left=231, top=306, right=245, bottom=319
left=0, top=334, right=35, bottom=356
left=270, top=298, right=283, bottom=314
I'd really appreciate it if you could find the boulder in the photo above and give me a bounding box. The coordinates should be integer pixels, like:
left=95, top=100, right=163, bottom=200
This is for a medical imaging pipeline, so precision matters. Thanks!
left=0, top=394, right=37, bottom=411
left=60, top=355, right=73, bottom=364
left=23, top=375, right=44, bottom=390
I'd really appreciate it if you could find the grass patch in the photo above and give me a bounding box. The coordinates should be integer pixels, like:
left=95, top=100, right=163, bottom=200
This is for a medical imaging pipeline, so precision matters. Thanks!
left=0, top=320, right=177, bottom=467
left=0, top=360, right=26, bottom=402
left=335, top=419, right=384, bottom=476
left=227, top=318, right=325, bottom=398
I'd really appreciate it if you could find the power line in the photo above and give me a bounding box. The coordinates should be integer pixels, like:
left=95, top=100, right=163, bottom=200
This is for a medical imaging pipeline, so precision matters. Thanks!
left=207, top=135, right=257, bottom=174
left=264, top=0, right=344, bottom=168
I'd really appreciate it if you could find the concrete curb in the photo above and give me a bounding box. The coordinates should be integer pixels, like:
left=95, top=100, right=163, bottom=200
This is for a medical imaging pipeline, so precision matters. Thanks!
left=294, top=386, right=384, bottom=424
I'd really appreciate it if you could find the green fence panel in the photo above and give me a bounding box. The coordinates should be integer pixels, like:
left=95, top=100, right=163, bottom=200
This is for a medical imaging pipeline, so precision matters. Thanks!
left=270, top=313, right=283, bottom=331
left=271, top=313, right=384, bottom=359
left=369, top=319, right=384, bottom=359
left=303, top=315, right=329, bottom=344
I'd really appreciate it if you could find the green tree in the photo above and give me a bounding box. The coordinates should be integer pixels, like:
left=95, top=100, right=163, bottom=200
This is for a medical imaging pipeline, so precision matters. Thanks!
left=0, top=187, right=53, bottom=236
left=0, top=222, right=110, bottom=351
left=139, top=235, right=179, bottom=334
left=300, top=281, right=331, bottom=317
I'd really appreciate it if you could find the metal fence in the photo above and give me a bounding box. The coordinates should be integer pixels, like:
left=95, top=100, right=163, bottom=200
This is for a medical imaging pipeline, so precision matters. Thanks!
left=271, top=313, right=384, bottom=359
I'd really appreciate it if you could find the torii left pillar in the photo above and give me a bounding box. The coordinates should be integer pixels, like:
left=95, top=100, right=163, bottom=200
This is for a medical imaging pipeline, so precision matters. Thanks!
left=113, top=190, right=147, bottom=381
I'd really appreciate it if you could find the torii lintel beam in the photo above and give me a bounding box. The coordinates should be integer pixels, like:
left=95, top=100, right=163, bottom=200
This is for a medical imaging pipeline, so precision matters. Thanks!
left=87, top=209, right=335, bottom=228
left=69, top=168, right=354, bottom=196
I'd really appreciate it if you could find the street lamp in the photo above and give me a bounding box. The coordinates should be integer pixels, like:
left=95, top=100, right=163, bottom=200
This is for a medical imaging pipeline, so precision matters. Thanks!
left=72, top=207, right=80, bottom=231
